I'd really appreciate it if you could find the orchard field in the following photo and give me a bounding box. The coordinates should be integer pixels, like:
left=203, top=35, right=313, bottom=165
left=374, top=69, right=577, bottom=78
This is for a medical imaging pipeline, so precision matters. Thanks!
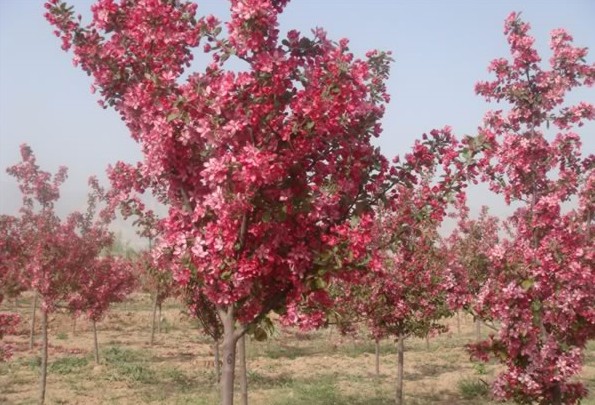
left=1, top=292, right=595, bottom=405
left=1, top=1, right=594, bottom=405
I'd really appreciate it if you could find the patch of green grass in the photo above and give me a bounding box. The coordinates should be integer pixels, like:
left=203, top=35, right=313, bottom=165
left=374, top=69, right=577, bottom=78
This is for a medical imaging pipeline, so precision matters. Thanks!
left=103, top=345, right=155, bottom=384
left=162, top=367, right=194, bottom=391
left=472, top=361, right=488, bottom=375
left=337, top=340, right=397, bottom=358
left=106, top=362, right=156, bottom=384
left=56, top=331, right=68, bottom=340
left=174, top=393, right=218, bottom=405
left=458, top=377, right=490, bottom=399
left=49, top=356, right=88, bottom=375
left=103, top=346, right=146, bottom=364
left=248, top=370, right=294, bottom=389
left=271, top=377, right=340, bottom=405
left=259, top=344, right=317, bottom=360
left=23, top=356, right=41, bottom=370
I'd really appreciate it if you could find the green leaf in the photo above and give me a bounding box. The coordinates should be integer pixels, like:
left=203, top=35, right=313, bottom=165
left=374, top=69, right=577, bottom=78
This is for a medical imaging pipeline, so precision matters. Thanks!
left=167, top=112, right=180, bottom=122
left=520, top=279, right=534, bottom=291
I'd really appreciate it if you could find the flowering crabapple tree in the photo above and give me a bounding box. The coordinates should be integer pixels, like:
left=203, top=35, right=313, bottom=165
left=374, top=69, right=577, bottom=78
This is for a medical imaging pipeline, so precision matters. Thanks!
left=6, top=145, right=116, bottom=404
left=445, top=205, right=500, bottom=340
left=45, top=0, right=406, bottom=402
left=327, top=129, right=468, bottom=405
left=467, top=13, right=595, bottom=405
left=0, top=216, right=27, bottom=309
left=104, top=187, right=177, bottom=345
left=0, top=215, right=22, bottom=362
left=68, top=255, right=136, bottom=362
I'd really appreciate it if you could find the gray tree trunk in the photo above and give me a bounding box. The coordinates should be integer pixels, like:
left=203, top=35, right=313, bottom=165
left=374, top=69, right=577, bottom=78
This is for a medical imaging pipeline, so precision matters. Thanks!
left=396, top=336, right=404, bottom=405
left=214, top=339, right=221, bottom=385
left=150, top=295, right=158, bottom=345
left=238, top=335, right=248, bottom=405
left=29, top=294, right=38, bottom=350
left=475, top=319, right=481, bottom=341
left=92, top=320, right=99, bottom=364
left=375, top=338, right=380, bottom=376
left=38, top=310, right=48, bottom=405
left=220, top=307, right=237, bottom=405
left=157, top=302, right=162, bottom=334
left=456, top=311, right=461, bottom=335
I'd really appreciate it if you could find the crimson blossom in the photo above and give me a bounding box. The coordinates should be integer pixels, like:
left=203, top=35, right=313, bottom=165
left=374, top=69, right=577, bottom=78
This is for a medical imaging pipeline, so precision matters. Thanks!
left=0, top=215, right=22, bottom=362
left=468, top=13, right=594, bottom=405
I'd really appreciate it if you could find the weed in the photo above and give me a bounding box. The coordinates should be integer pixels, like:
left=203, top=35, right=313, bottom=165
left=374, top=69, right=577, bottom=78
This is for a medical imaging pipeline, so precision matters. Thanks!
left=106, top=362, right=156, bottom=384
left=260, top=344, right=315, bottom=360
left=103, top=346, right=145, bottom=364
left=23, top=356, right=41, bottom=370
left=103, top=346, right=155, bottom=384
left=162, top=367, right=194, bottom=390
left=473, top=361, right=487, bottom=375
left=458, top=377, right=490, bottom=399
left=49, top=356, right=88, bottom=375
left=248, top=370, right=294, bottom=388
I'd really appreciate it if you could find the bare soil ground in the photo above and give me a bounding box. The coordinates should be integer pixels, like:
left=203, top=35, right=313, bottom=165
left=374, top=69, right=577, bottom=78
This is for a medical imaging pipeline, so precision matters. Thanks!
left=1, top=293, right=594, bottom=404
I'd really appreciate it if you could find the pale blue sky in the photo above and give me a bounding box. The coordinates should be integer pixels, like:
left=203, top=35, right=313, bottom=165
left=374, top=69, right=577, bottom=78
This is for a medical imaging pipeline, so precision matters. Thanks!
left=1, top=0, right=594, bottom=242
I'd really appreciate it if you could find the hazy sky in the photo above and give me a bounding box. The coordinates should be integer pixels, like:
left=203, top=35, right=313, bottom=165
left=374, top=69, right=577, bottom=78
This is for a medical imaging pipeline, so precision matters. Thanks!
left=1, top=0, right=594, bottom=243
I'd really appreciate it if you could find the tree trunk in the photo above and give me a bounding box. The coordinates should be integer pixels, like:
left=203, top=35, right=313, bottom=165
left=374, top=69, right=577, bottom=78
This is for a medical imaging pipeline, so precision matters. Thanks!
left=220, top=307, right=237, bottom=405
left=150, top=295, right=158, bottom=345
left=38, top=310, right=48, bottom=405
left=552, top=384, right=562, bottom=405
left=92, top=320, right=99, bottom=364
left=238, top=334, right=248, bottom=405
left=425, top=335, right=430, bottom=350
left=214, top=339, right=221, bottom=385
left=396, top=335, right=404, bottom=405
left=29, top=294, right=38, bottom=350
left=72, top=317, right=76, bottom=336
left=456, top=311, right=461, bottom=335
left=375, top=338, right=380, bottom=376
left=475, top=319, right=481, bottom=341
left=158, top=302, right=162, bottom=334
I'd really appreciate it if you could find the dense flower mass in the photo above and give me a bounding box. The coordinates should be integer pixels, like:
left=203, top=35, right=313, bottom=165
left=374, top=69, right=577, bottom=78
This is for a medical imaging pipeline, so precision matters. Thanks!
left=44, top=3, right=593, bottom=404
left=467, top=12, right=595, bottom=405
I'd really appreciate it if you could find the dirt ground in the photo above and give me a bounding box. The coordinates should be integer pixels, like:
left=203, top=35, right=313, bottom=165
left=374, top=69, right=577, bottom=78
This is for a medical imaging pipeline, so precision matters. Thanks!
left=1, top=293, right=594, bottom=404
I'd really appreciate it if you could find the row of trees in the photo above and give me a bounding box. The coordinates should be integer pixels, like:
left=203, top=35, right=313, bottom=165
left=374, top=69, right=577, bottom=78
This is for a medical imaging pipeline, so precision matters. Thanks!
left=0, top=145, right=183, bottom=403
left=0, top=1, right=592, bottom=405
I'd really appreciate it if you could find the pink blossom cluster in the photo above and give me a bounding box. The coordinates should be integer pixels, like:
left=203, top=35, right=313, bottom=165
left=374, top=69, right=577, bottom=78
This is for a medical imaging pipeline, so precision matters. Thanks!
left=466, top=12, right=594, bottom=404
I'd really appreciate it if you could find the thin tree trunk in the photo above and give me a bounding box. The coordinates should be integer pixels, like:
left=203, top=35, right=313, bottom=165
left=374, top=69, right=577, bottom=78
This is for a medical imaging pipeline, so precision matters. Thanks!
left=214, top=339, right=221, bottom=385
left=29, top=294, right=38, bottom=350
left=456, top=311, right=461, bottom=335
left=158, top=302, right=162, bottom=334
left=38, top=310, right=48, bottom=405
left=92, top=320, right=99, bottom=364
left=475, top=319, right=481, bottom=341
left=150, top=295, right=158, bottom=345
left=238, top=334, right=248, bottom=405
left=375, top=338, right=380, bottom=376
left=552, top=385, right=562, bottom=405
left=72, top=317, right=76, bottom=336
left=220, top=307, right=237, bottom=405
left=425, top=335, right=430, bottom=350
left=396, top=335, right=404, bottom=405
